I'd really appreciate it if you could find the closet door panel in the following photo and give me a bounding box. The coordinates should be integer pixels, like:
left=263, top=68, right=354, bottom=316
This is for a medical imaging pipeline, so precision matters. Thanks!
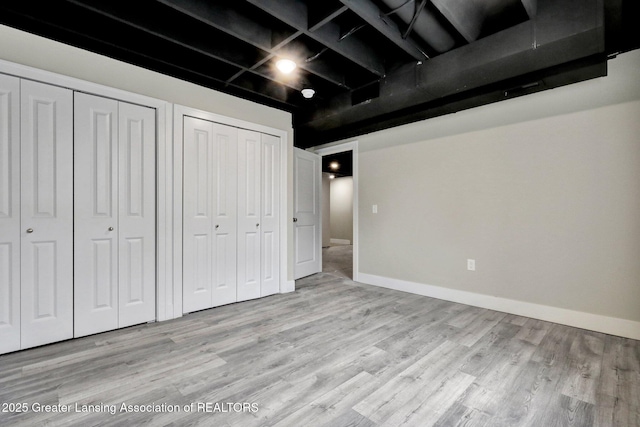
left=0, top=75, right=20, bottom=353
left=183, top=117, right=214, bottom=313
left=211, top=123, right=237, bottom=307
left=237, top=129, right=262, bottom=302
left=20, top=80, right=73, bottom=349
left=260, top=134, right=280, bottom=297
left=118, top=102, right=156, bottom=327
left=73, top=93, right=119, bottom=338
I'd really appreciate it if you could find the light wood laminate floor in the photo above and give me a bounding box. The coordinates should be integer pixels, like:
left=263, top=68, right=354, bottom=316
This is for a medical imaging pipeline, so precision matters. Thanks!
left=1, top=273, right=638, bottom=426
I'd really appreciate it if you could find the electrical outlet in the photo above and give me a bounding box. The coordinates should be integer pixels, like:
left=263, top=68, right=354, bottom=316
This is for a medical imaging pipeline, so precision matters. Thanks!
left=372, top=204, right=378, bottom=214
left=467, top=259, right=476, bottom=271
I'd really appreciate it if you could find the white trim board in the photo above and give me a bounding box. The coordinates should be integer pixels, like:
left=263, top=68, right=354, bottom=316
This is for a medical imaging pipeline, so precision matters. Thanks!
left=358, top=273, right=640, bottom=340
left=283, top=280, right=296, bottom=294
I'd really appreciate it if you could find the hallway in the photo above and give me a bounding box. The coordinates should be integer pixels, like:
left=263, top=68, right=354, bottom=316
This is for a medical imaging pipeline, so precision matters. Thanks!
left=322, top=244, right=353, bottom=279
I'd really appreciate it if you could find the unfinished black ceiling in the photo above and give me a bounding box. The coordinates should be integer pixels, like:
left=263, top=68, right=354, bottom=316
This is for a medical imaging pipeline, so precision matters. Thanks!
left=1, top=0, right=638, bottom=147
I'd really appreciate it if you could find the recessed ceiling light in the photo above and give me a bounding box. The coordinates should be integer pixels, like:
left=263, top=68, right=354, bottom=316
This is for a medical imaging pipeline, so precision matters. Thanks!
left=301, top=88, right=315, bottom=99
left=329, top=174, right=335, bottom=179
left=329, top=161, right=339, bottom=170
left=276, top=59, right=296, bottom=74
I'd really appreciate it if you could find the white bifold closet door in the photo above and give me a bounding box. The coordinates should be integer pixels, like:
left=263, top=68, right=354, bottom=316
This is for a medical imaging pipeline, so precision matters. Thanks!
left=20, top=80, right=74, bottom=349
left=0, top=75, right=21, bottom=353
left=183, top=117, right=280, bottom=313
left=183, top=117, right=238, bottom=313
left=237, top=130, right=281, bottom=301
left=74, top=92, right=156, bottom=338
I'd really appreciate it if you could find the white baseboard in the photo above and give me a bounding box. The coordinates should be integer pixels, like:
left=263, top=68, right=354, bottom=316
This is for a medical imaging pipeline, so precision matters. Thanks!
left=358, top=273, right=640, bottom=341
left=282, top=280, right=296, bottom=294
left=330, top=238, right=351, bottom=245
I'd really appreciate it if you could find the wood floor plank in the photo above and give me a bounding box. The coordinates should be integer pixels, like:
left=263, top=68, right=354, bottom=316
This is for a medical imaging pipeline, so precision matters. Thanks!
left=320, top=409, right=378, bottom=427
left=381, top=370, right=475, bottom=427
left=459, top=320, right=522, bottom=377
left=514, top=318, right=551, bottom=346
left=600, top=335, right=640, bottom=407
left=353, top=340, right=471, bottom=424
left=272, top=371, right=379, bottom=427
left=561, top=332, right=605, bottom=404
left=433, top=401, right=492, bottom=427
left=594, top=393, right=640, bottom=427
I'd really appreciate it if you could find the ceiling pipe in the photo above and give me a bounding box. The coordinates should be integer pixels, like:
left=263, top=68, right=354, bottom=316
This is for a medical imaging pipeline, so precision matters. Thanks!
left=379, top=0, right=456, bottom=52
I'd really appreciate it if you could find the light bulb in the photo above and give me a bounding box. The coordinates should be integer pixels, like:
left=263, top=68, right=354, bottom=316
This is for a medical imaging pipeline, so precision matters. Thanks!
left=276, top=59, right=296, bottom=74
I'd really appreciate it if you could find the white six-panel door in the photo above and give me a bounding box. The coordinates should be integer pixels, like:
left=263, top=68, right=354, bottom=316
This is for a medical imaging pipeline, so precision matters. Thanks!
left=293, top=148, right=321, bottom=280
left=0, top=74, right=20, bottom=353
left=20, top=80, right=74, bottom=349
left=74, top=93, right=156, bottom=337
left=183, top=117, right=238, bottom=313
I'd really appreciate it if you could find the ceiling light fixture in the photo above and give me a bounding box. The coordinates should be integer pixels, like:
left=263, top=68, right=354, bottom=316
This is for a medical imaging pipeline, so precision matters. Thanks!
left=329, top=161, right=339, bottom=170
left=301, top=88, right=315, bottom=99
left=329, top=174, right=335, bottom=179
left=275, top=59, right=296, bottom=74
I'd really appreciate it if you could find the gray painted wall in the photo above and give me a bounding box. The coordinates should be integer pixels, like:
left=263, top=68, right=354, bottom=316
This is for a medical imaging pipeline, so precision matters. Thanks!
left=330, top=177, right=353, bottom=243
left=354, top=50, right=640, bottom=322
left=322, top=173, right=331, bottom=247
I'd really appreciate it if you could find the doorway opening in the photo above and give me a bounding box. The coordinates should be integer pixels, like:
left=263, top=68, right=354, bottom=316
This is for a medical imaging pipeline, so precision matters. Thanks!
left=315, top=142, right=358, bottom=281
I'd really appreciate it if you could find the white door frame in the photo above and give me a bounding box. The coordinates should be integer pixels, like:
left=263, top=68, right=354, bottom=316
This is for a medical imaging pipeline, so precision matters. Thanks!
left=313, top=141, right=359, bottom=282
left=173, top=105, right=290, bottom=315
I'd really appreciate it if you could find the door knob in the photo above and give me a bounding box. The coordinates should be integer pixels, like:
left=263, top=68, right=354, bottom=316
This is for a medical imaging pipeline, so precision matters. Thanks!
left=108, top=226, right=114, bottom=231
left=293, top=218, right=298, bottom=223
left=26, top=228, right=34, bottom=233
left=256, top=223, right=260, bottom=228
left=215, top=224, right=220, bottom=230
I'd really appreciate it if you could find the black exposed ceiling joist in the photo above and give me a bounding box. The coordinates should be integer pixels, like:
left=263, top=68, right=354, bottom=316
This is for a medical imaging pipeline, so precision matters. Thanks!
left=308, top=3, right=349, bottom=32
left=246, top=0, right=387, bottom=77
left=521, top=0, right=537, bottom=18
left=430, top=0, right=483, bottom=43
left=157, top=0, right=350, bottom=88
left=64, top=0, right=310, bottom=93
left=339, top=0, right=427, bottom=60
